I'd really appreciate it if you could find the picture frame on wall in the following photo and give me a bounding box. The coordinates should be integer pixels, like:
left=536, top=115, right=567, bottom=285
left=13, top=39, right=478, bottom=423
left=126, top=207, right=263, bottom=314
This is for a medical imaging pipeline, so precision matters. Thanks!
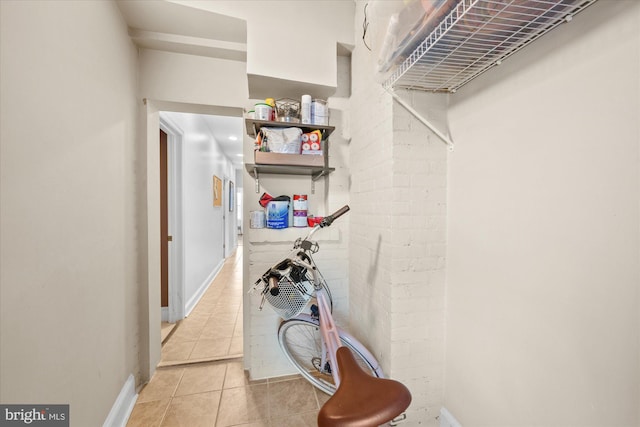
left=213, top=175, right=222, bottom=207
left=229, top=181, right=234, bottom=212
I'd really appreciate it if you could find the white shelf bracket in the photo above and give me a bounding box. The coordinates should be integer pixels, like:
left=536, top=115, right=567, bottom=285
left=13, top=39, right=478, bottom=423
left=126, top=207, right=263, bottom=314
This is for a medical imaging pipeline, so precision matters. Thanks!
left=385, top=87, right=454, bottom=149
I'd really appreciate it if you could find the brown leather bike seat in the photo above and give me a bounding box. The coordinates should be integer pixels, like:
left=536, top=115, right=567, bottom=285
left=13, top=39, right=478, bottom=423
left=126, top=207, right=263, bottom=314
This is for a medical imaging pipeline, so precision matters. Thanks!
left=317, top=347, right=412, bottom=426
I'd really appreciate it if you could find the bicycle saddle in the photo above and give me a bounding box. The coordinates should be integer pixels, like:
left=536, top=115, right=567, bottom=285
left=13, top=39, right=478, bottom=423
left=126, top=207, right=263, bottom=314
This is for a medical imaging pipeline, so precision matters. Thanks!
left=317, top=347, right=411, bottom=427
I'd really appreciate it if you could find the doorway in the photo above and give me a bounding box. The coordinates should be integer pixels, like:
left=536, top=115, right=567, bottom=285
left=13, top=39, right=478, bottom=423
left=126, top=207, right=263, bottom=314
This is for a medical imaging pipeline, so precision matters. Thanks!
left=157, top=121, right=243, bottom=364
left=142, top=101, right=245, bottom=381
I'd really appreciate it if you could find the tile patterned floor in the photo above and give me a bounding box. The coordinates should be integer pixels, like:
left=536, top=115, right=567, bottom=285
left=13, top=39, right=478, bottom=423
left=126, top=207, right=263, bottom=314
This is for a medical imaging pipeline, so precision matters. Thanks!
left=159, top=247, right=244, bottom=367
left=126, top=359, right=329, bottom=427
left=128, top=241, right=328, bottom=426
left=161, top=322, right=176, bottom=344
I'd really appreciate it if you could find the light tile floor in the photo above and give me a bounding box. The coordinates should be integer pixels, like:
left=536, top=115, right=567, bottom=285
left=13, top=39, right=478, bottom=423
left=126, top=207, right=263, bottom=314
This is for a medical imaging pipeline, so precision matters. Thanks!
left=127, top=240, right=328, bottom=426
left=126, top=359, right=329, bottom=427
left=159, top=246, right=244, bottom=366
left=161, top=322, right=176, bottom=344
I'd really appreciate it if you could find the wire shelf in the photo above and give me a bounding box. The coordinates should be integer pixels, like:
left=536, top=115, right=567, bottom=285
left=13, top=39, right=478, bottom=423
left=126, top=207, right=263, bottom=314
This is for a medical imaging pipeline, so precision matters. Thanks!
left=383, top=0, right=598, bottom=93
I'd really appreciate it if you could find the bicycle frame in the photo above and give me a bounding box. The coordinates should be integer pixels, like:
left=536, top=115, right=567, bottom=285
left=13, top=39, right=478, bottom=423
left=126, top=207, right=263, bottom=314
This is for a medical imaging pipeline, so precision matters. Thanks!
left=290, top=228, right=385, bottom=387
left=293, top=254, right=343, bottom=386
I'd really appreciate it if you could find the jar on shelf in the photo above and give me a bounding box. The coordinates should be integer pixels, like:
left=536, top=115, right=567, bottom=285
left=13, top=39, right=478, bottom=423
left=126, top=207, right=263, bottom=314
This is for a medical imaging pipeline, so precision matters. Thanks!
left=254, top=103, right=272, bottom=121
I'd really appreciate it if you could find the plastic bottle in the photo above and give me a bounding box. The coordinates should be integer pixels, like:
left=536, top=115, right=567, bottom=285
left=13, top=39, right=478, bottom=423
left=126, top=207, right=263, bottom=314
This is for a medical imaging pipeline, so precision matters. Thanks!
left=301, top=95, right=312, bottom=124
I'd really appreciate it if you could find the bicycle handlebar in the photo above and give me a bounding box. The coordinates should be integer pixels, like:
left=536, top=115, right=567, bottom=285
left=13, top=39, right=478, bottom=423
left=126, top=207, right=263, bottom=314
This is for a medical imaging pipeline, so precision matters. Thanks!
left=293, top=205, right=350, bottom=252
left=320, top=205, right=350, bottom=228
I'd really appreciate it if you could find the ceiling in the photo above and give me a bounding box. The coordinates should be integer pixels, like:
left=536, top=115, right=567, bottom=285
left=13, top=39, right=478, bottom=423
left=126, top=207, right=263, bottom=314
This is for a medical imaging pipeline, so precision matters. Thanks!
left=200, top=115, right=244, bottom=169
left=116, top=0, right=247, bottom=168
left=161, top=112, right=245, bottom=169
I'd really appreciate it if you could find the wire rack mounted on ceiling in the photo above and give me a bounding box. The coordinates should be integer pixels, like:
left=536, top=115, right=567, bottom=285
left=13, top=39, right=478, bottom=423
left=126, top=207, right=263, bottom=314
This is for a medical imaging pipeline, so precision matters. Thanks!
left=381, top=0, right=598, bottom=93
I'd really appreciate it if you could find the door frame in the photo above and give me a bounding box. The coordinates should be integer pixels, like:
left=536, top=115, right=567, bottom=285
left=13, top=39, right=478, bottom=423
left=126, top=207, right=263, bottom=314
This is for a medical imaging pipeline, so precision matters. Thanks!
left=159, top=115, right=185, bottom=323
left=142, top=99, right=244, bottom=381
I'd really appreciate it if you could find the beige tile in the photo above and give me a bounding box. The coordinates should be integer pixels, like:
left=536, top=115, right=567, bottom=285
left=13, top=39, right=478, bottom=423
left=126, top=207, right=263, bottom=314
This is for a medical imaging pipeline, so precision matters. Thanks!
left=138, top=244, right=249, bottom=425
left=211, top=304, right=240, bottom=315
left=137, top=369, right=184, bottom=403
left=161, top=322, right=176, bottom=343
left=198, top=290, right=219, bottom=300
left=126, top=398, right=170, bottom=427
left=174, top=363, right=227, bottom=396
left=228, top=336, right=243, bottom=355
left=268, top=378, right=318, bottom=419
left=314, top=387, right=331, bottom=407
left=233, top=324, right=243, bottom=338
left=189, top=339, right=231, bottom=360
left=269, top=410, right=318, bottom=427
left=207, top=311, right=238, bottom=326
left=223, top=361, right=262, bottom=389
left=160, top=391, right=220, bottom=427
left=161, top=340, right=196, bottom=363
left=182, top=312, right=211, bottom=325
left=170, top=322, right=205, bottom=342
left=199, top=320, right=235, bottom=340
left=216, top=384, right=269, bottom=426
left=190, top=301, right=217, bottom=316
left=228, top=421, right=269, bottom=427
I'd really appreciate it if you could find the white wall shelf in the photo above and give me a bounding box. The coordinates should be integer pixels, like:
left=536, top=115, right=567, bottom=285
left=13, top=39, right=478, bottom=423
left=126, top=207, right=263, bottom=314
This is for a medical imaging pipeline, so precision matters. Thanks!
left=382, top=0, right=598, bottom=93
left=244, top=118, right=336, bottom=193
left=248, top=227, right=341, bottom=243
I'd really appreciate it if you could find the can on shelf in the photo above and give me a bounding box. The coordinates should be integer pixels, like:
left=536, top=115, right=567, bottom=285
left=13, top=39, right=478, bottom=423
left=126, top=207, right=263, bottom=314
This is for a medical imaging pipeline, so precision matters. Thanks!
left=293, top=195, right=308, bottom=228
left=266, top=200, right=289, bottom=229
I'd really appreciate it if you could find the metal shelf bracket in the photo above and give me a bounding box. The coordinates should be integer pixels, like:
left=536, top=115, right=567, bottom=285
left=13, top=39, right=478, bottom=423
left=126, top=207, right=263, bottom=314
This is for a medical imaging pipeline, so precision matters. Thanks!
left=385, top=87, right=454, bottom=149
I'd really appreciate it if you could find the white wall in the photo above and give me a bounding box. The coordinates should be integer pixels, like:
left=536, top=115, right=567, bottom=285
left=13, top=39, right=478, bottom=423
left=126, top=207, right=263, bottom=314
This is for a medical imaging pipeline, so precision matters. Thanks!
left=0, top=1, right=140, bottom=426
left=349, top=3, right=448, bottom=424
left=445, top=1, right=640, bottom=425
left=177, top=0, right=355, bottom=97
left=140, top=49, right=249, bottom=107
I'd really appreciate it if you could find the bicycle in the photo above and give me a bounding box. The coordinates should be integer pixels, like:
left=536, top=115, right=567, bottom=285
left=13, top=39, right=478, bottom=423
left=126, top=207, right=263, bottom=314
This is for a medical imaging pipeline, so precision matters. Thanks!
left=251, top=205, right=411, bottom=426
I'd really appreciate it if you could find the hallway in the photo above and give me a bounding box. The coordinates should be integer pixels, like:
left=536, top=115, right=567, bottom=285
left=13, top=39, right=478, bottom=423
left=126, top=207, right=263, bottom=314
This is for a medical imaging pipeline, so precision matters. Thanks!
left=127, top=243, right=327, bottom=426
left=160, top=247, right=243, bottom=365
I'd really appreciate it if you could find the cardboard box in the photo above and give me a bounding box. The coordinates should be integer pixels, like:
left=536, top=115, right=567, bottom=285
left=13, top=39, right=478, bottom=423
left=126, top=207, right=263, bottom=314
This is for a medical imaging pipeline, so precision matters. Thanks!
left=254, top=151, right=325, bottom=167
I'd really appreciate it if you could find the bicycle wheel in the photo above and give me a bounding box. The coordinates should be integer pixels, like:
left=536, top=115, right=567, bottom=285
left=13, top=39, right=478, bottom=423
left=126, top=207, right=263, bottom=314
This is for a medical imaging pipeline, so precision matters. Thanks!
left=277, top=317, right=380, bottom=395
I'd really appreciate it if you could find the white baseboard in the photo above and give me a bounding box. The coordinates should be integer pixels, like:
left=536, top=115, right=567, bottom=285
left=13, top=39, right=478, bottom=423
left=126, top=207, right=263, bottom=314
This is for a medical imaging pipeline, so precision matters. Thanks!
left=103, top=374, right=137, bottom=427
left=161, top=307, right=169, bottom=322
left=440, top=408, right=462, bottom=427
left=185, top=259, right=224, bottom=316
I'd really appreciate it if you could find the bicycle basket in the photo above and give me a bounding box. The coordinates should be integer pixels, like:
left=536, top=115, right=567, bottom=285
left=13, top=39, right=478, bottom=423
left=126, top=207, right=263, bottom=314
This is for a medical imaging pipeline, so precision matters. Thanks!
left=264, top=273, right=314, bottom=320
